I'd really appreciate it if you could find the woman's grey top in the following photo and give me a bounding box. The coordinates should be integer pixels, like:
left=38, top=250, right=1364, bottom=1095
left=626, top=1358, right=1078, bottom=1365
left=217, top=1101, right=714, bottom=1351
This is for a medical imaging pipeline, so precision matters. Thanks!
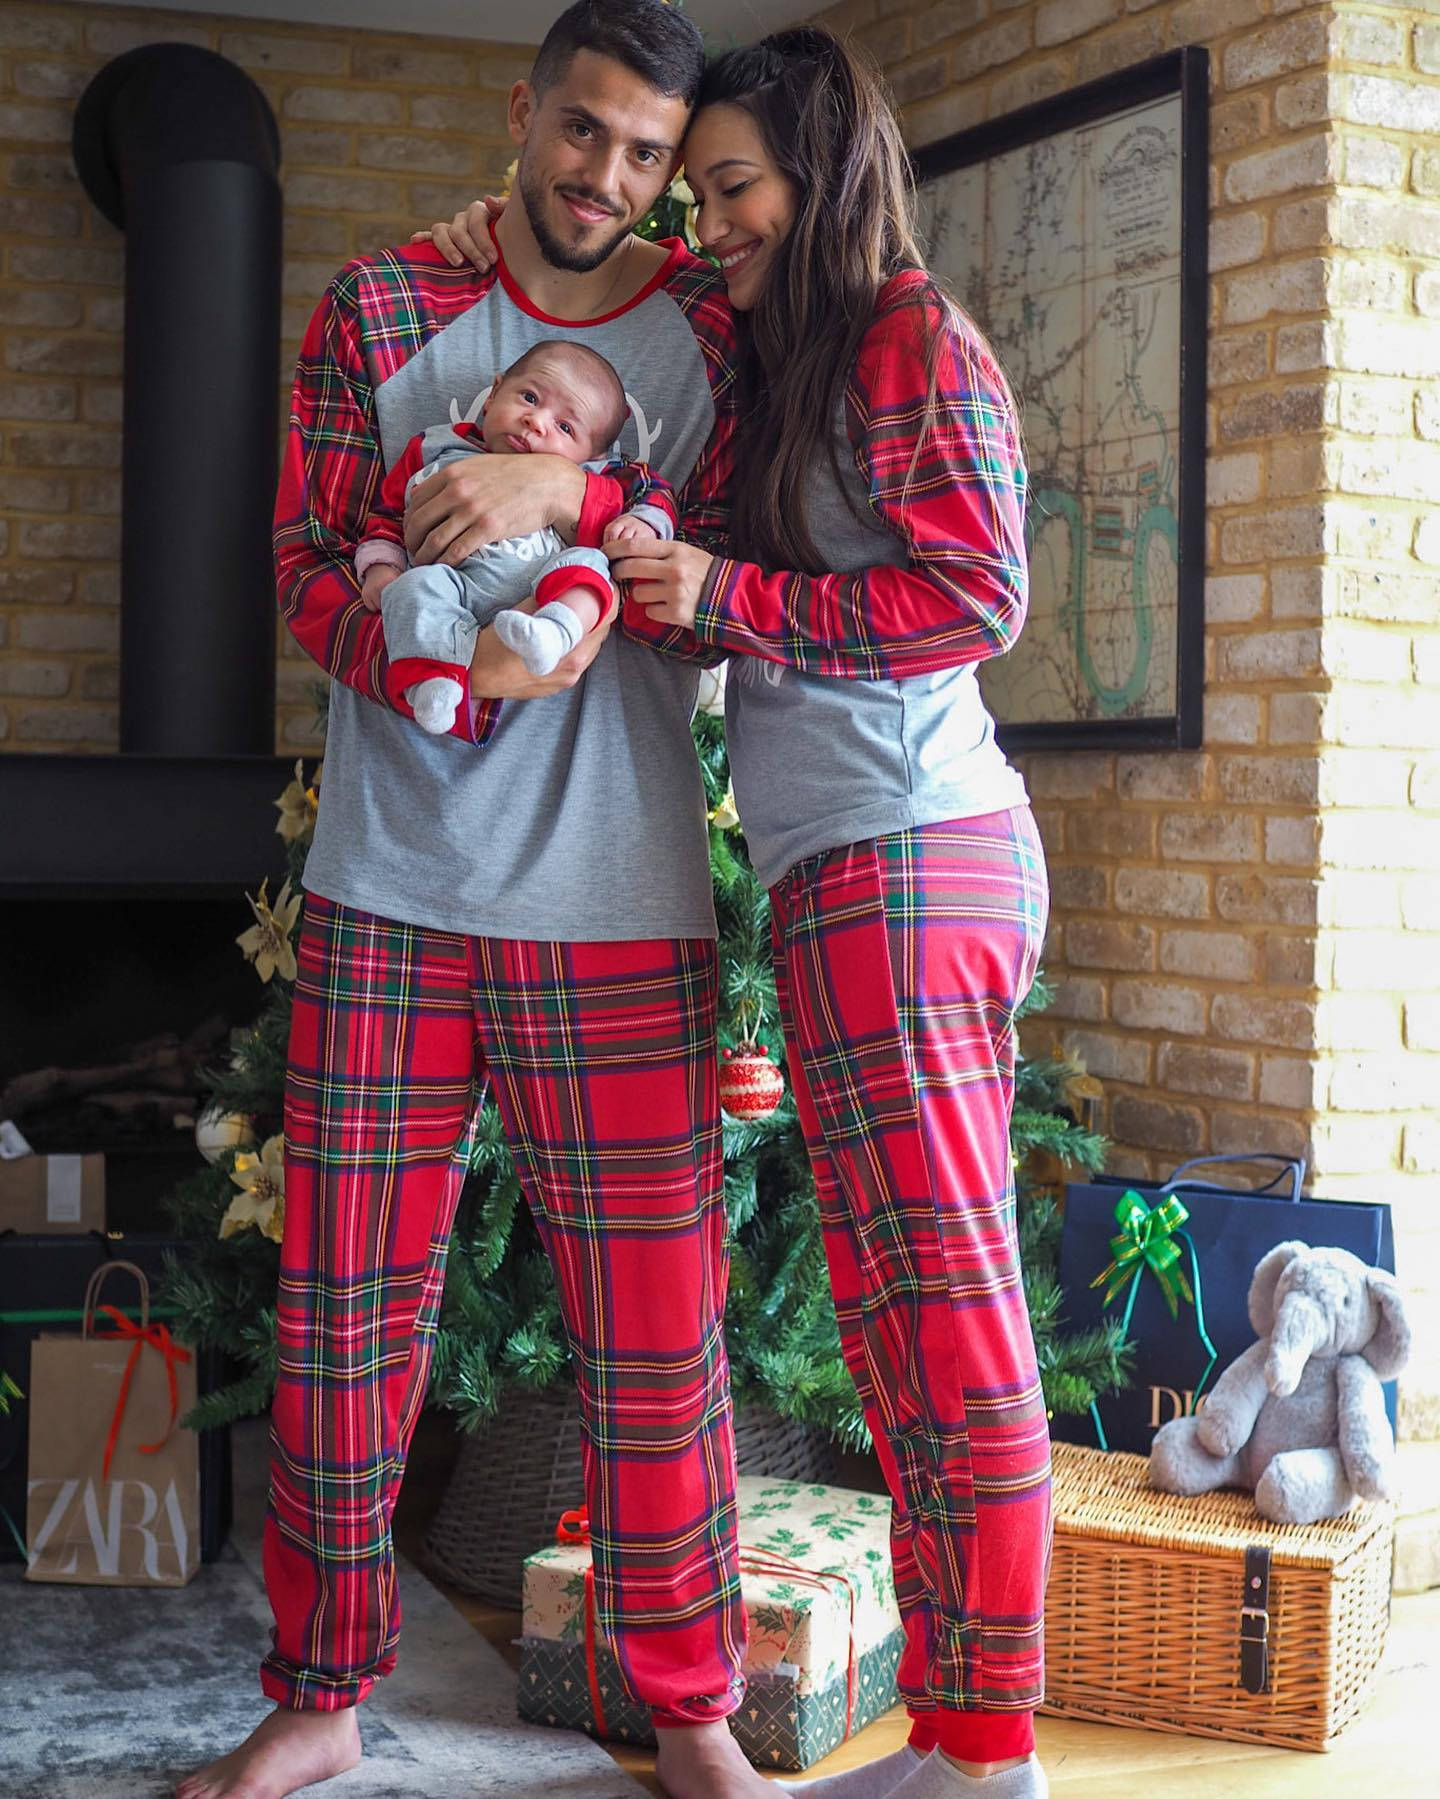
left=723, top=416, right=1028, bottom=890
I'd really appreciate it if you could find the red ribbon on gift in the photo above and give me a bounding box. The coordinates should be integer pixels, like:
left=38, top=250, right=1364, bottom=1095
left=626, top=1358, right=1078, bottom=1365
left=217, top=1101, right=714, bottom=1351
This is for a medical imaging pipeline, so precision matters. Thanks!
left=94, top=1305, right=192, bottom=1481
left=737, top=1545, right=860, bottom=1742
left=555, top=1507, right=609, bottom=1737
left=551, top=1507, right=862, bottom=1745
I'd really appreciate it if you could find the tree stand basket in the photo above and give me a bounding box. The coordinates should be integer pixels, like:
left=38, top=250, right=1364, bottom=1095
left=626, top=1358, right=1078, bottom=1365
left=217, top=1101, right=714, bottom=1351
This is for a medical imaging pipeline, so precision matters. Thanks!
left=423, top=1384, right=838, bottom=1606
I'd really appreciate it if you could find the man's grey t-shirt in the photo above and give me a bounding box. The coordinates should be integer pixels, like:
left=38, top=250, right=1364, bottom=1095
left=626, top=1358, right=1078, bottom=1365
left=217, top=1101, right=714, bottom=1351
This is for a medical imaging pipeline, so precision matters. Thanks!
left=299, top=244, right=727, bottom=942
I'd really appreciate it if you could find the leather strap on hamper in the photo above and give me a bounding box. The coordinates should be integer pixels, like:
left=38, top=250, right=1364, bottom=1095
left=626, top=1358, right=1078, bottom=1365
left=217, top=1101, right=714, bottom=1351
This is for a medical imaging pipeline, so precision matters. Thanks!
left=1239, top=1545, right=1272, bottom=1694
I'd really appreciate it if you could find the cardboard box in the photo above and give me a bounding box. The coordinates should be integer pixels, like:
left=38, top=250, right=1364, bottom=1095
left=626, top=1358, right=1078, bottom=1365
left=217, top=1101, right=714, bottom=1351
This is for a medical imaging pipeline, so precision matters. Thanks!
left=0, top=1153, right=105, bottom=1234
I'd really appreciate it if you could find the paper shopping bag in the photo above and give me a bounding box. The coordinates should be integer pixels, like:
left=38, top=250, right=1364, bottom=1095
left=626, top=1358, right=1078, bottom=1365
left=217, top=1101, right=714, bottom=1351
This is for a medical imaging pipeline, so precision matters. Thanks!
left=1053, top=1154, right=1395, bottom=1456
left=25, top=1259, right=200, bottom=1586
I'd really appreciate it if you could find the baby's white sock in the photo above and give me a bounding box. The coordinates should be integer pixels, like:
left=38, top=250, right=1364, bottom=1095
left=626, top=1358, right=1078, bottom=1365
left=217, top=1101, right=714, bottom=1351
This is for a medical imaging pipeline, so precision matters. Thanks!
left=776, top=1745, right=927, bottom=1798
left=493, top=600, right=585, bottom=676
left=890, top=1752, right=1047, bottom=1799
left=406, top=675, right=464, bottom=734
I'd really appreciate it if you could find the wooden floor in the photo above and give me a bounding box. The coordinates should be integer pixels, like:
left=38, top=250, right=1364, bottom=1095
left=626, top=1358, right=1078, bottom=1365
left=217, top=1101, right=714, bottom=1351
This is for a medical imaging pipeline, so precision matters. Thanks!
left=393, top=1416, right=1440, bottom=1797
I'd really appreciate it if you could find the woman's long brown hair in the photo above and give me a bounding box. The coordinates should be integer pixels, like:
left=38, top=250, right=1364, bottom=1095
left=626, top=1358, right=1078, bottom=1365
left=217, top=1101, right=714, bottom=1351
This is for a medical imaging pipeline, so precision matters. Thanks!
left=697, top=28, right=946, bottom=574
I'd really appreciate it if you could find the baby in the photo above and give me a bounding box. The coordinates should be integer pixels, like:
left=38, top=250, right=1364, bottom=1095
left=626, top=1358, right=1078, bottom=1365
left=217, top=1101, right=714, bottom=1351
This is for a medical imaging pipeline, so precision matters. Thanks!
left=356, top=340, right=673, bottom=733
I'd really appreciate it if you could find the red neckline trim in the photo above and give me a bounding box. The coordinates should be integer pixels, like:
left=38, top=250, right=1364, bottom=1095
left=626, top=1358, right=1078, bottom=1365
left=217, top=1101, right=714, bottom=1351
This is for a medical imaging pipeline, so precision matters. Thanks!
left=493, top=236, right=687, bottom=326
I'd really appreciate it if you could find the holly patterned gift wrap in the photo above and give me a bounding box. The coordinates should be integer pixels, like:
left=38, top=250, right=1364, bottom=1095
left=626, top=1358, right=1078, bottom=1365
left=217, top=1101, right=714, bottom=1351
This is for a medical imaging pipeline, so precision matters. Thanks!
left=517, top=1476, right=906, bottom=1771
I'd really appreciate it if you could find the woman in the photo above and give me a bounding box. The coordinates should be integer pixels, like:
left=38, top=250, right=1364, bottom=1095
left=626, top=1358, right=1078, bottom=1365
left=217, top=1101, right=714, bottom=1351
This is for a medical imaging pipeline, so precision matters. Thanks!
left=425, top=29, right=1050, bottom=1799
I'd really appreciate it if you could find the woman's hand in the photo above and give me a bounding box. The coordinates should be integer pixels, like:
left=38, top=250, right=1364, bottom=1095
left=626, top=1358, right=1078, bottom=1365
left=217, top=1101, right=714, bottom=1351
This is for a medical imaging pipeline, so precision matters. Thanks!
left=606, top=540, right=715, bottom=631
left=405, top=454, right=587, bottom=567
left=410, top=196, right=505, bottom=272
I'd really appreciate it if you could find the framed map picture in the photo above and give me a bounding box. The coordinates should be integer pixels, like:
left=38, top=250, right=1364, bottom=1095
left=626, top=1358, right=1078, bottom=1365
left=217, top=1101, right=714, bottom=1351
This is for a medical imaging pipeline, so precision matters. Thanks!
left=914, top=47, right=1208, bottom=751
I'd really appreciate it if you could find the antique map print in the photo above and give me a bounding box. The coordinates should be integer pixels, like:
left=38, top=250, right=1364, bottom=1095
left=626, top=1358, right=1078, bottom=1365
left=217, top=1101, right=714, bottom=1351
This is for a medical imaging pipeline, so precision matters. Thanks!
left=919, top=92, right=1183, bottom=731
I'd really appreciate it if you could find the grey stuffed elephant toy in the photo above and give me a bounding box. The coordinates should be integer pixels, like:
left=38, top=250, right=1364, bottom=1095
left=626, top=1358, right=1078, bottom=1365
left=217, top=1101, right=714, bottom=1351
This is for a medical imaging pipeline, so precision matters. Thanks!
left=1149, top=1241, right=1410, bottom=1524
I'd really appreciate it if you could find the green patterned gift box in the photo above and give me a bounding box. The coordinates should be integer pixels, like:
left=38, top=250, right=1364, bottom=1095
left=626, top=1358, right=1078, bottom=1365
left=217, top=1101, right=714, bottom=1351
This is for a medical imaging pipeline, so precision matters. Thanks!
left=518, top=1475, right=906, bottom=1772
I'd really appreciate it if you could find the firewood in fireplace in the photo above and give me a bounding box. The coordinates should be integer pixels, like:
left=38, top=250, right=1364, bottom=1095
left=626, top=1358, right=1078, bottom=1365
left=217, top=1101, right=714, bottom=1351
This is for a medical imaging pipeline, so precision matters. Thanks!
left=0, top=1015, right=229, bottom=1124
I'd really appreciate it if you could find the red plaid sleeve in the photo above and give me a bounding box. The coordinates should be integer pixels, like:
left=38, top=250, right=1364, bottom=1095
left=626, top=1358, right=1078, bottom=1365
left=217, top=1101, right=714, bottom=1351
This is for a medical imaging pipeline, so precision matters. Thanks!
left=354, top=431, right=427, bottom=571
left=576, top=460, right=678, bottom=546
left=274, top=269, right=498, bottom=746
left=691, top=272, right=1028, bottom=681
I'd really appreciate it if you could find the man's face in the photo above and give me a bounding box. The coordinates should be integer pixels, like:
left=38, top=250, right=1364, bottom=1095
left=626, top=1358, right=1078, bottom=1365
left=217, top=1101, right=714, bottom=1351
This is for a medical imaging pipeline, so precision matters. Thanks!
left=510, top=49, right=687, bottom=274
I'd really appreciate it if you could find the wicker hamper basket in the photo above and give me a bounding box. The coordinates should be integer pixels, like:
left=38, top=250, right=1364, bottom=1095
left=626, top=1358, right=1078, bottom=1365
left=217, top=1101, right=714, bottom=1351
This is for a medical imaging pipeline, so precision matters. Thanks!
left=1042, top=1442, right=1396, bottom=1752
left=424, top=1385, right=836, bottom=1606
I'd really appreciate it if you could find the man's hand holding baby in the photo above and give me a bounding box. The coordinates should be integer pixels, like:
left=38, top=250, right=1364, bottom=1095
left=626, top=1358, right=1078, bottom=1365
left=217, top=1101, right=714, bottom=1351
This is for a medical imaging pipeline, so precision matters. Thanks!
left=404, top=448, right=588, bottom=567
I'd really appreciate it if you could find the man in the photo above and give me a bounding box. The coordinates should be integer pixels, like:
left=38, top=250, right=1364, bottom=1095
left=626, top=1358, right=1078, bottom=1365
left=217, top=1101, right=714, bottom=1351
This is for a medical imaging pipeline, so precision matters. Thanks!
left=177, top=6, right=769, bottom=1797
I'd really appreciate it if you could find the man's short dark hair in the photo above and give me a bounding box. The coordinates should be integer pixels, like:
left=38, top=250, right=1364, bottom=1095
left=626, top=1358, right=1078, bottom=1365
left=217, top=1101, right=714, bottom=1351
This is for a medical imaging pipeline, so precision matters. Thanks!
left=531, top=0, right=705, bottom=108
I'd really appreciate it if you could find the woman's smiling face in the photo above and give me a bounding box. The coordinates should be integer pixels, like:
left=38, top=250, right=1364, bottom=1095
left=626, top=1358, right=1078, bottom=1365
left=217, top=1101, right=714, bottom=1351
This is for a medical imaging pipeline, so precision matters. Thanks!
left=683, top=103, right=797, bottom=312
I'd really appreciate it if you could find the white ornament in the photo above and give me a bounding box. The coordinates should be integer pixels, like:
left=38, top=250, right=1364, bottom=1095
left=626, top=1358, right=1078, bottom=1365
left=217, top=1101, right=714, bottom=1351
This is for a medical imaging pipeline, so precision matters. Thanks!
left=195, top=1107, right=257, bottom=1166
left=695, top=661, right=728, bottom=718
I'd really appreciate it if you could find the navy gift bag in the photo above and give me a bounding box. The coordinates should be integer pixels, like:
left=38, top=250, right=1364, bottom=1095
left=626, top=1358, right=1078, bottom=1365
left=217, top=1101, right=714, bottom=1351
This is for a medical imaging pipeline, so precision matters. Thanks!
left=1052, top=1154, right=1397, bottom=1455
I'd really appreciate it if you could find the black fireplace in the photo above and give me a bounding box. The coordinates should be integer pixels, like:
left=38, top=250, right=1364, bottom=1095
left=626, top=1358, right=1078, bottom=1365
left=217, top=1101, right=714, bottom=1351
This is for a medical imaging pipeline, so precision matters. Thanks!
left=1, top=43, right=293, bottom=893
left=1, top=46, right=301, bottom=1228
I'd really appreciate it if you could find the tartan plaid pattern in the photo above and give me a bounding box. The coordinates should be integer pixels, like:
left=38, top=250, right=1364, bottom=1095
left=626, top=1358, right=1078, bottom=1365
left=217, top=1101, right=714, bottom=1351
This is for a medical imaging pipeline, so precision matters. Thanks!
left=262, top=896, right=746, bottom=1721
left=768, top=810, right=1051, bottom=1756
left=275, top=241, right=736, bottom=746
left=691, top=271, right=1027, bottom=682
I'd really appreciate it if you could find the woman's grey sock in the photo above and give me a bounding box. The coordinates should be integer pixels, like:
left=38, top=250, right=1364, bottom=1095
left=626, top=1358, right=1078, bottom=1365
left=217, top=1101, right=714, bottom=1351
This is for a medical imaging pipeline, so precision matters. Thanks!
left=890, top=1752, right=1047, bottom=1799
left=775, top=1744, right=927, bottom=1798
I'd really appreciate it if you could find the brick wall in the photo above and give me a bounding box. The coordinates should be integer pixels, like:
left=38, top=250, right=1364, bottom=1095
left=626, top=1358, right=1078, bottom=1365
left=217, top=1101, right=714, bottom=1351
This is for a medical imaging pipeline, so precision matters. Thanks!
left=0, top=1, right=527, bottom=754
left=810, top=0, right=1440, bottom=1432
left=1316, top=0, right=1440, bottom=1435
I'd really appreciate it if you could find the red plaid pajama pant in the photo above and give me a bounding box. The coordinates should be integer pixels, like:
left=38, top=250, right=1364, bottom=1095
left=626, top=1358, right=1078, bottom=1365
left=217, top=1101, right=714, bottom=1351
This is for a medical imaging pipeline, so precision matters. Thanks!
left=768, top=810, right=1051, bottom=1763
left=261, top=894, right=747, bottom=1723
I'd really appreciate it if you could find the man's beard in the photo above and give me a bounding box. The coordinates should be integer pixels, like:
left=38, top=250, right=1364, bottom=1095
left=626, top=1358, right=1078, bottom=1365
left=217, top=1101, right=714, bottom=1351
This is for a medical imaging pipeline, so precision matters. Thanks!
left=518, top=158, right=633, bottom=273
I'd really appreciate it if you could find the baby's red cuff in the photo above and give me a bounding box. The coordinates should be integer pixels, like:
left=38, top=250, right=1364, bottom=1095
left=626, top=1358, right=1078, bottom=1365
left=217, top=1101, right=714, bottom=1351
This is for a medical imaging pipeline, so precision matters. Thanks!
left=384, top=655, right=466, bottom=719
left=577, top=471, right=626, bottom=548
left=535, top=564, right=613, bottom=623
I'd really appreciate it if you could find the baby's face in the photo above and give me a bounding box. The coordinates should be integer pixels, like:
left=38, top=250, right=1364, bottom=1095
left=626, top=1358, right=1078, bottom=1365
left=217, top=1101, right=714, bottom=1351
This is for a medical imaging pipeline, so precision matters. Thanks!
left=482, top=359, right=610, bottom=464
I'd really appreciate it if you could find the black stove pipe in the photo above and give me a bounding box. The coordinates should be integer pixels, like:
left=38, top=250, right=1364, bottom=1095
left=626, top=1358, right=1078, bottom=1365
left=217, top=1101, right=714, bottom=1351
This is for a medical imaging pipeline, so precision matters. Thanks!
left=73, top=45, right=281, bottom=757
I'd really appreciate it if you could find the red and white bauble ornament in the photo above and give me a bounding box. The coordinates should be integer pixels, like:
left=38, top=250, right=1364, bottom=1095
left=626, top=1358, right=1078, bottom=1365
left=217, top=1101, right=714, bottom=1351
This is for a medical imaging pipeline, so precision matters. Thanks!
left=719, top=1041, right=785, bottom=1121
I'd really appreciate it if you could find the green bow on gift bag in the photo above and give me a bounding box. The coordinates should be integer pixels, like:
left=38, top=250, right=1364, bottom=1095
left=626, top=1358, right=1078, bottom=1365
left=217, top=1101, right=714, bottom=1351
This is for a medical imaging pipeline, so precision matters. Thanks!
left=1091, top=1190, right=1195, bottom=1317
left=1086, top=1189, right=1218, bottom=1452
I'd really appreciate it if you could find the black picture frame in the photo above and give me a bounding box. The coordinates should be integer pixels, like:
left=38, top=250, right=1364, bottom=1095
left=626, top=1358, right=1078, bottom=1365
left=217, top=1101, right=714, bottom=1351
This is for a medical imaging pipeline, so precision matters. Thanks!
left=911, top=47, right=1209, bottom=753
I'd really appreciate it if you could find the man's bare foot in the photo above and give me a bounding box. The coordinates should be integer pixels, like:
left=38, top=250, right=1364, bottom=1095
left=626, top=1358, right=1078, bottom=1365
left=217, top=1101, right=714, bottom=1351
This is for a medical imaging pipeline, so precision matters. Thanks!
left=655, top=1719, right=772, bottom=1799
left=174, top=1704, right=361, bottom=1799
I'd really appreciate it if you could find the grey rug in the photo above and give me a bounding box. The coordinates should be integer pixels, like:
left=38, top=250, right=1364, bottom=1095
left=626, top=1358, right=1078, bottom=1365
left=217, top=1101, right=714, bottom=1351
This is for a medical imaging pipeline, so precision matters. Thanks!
left=0, top=1422, right=643, bottom=1799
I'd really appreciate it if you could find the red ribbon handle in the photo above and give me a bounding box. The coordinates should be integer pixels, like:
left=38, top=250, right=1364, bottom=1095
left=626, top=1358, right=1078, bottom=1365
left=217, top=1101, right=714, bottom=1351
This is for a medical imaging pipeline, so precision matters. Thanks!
left=556, top=1506, right=590, bottom=1545
left=94, top=1305, right=192, bottom=1481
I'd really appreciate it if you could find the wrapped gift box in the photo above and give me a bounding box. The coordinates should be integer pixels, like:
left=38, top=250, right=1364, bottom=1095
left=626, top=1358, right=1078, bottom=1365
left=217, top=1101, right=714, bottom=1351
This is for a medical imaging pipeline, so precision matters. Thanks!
left=518, top=1475, right=905, bottom=1771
